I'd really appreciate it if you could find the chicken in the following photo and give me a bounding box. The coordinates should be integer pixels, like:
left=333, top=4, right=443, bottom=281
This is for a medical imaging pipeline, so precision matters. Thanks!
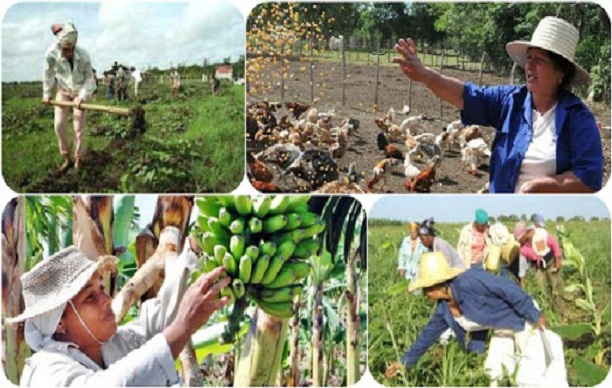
left=374, top=118, right=404, bottom=142
left=247, top=153, right=273, bottom=182
left=403, top=148, right=421, bottom=179
left=460, top=137, right=491, bottom=175
left=367, top=158, right=400, bottom=192
left=404, top=156, right=438, bottom=193
left=400, top=115, right=426, bottom=136
left=401, top=100, right=410, bottom=115
left=306, top=108, right=319, bottom=124
left=330, top=126, right=350, bottom=159
left=285, top=101, right=310, bottom=119
left=377, top=132, right=404, bottom=160
left=251, top=179, right=282, bottom=192
left=457, top=125, right=482, bottom=144
left=598, top=121, right=611, bottom=139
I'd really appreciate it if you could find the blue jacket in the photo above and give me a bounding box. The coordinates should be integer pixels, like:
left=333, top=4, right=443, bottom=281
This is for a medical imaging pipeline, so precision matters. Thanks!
left=461, top=83, right=603, bottom=193
left=401, top=267, right=541, bottom=368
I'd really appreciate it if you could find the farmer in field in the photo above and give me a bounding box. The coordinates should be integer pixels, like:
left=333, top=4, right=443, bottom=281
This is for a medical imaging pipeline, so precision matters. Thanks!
left=131, top=67, right=143, bottom=98
left=6, top=246, right=231, bottom=386
left=116, top=65, right=129, bottom=102
left=394, top=16, right=603, bottom=193
left=488, top=222, right=522, bottom=282
left=169, top=67, right=181, bottom=97
left=43, top=23, right=96, bottom=171
left=514, top=221, right=567, bottom=318
left=212, top=76, right=220, bottom=95
left=456, top=208, right=492, bottom=269
left=397, top=222, right=427, bottom=284
left=103, top=71, right=115, bottom=100
left=418, top=218, right=465, bottom=269
left=385, top=251, right=566, bottom=387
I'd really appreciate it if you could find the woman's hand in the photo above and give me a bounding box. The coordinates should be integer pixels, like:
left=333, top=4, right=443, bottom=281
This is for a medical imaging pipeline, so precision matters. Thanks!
left=393, top=38, right=430, bottom=83
left=164, top=267, right=231, bottom=357
left=535, top=314, right=547, bottom=330
left=385, top=361, right=404, bottom=379
left=519, top=173, right=595, bottom=193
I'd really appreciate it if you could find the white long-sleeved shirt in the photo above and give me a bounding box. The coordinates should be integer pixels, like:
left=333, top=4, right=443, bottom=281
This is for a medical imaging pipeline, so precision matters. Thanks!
left=19, top=245, right=199, bottom=386
left=43, top=43, right=96, bottom=101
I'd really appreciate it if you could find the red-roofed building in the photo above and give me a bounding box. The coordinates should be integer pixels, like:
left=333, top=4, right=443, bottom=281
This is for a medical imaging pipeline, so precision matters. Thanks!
left=215, top=65, right=233, bottom=81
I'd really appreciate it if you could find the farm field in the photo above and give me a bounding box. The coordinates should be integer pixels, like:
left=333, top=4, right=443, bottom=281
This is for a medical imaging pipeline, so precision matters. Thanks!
left=368, top=219, right=611, bottom=386
left=2, top=80, right=244, bottom=193
left=248, top=58, right=611, bottom=194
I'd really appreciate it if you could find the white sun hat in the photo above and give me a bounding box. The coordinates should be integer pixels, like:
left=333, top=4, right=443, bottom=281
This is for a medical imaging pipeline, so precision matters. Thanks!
left=408, top=251, right=465, bottom=292
left=532, top=228, right=551, bottom=257
left=5, top=246, right=117, bottom=324
left=54, top=23, right=78, bottom=48
left=506, top=16, right=590, bottom=86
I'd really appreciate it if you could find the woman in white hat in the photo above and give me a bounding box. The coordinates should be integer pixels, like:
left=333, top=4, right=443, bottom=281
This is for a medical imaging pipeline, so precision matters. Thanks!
left=43, top=23, right=97, bottom=171
left=6, top=246, right=231, bottom=386
left=394, top=16, right=603, bottom=193
left=384, top=251, right=560, bottom=386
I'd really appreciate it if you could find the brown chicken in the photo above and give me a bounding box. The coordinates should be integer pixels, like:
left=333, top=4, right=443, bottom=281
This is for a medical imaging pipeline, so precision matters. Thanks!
left=377, top=132, right=404, bottom=160
left=404, top=159, right=437, bottom=193
left=247, top=153, right=273, bottom=182
left=285, top=101, right=310, bottom=119
left=367, top=158, right=400, bottom=192
left=250, top=179, right=282, bottom=192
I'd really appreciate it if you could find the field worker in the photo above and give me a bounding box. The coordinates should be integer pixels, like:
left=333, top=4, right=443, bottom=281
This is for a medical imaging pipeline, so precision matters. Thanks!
left=212, top=76, right=220, bottom=95
left=418, top=218, right=465, bottom=270
left=514, top=221, right=567, bottom=318
left=103, top=71, right=115, bottom=100
left=131, top=67, right=143, bottom=97
left=394, top=16, right=602, bottom=193
left=169, top=67, right=181, bottom=97
left=397, top=222, right=427, bottom=285
left=43, top=23, right=96, bottom=171
left=457, top=208, right=492, bottom=269
left=116, top=65, right=128, bottom=102
left=385, top=252, right=563, bottom=387
left=532, top=213, right=546, bottom=228
left=6, top=245, right=231, bottom=386
left=91, top=68, right=99, bottom=100
left=489, top=222, right=521, bottom=282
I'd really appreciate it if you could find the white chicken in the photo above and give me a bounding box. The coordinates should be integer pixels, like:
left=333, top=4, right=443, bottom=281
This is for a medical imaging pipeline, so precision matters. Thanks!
left=403, top=148, right=421, bottom=179
left=460, top=137, right=491, bottom=175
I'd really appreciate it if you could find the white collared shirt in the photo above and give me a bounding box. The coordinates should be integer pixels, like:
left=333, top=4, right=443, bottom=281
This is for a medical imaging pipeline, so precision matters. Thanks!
left=43, top=43, right=96, bottom=100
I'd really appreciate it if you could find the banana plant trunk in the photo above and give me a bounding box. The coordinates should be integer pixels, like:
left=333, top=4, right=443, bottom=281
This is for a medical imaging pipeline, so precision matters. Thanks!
left=346, top=252, right=360, bottom=385
left=312, top=285, right=324, bottom=387
left=234, top=309, right=290, bottom=386
left=288, top=294, right=302, bottom=386
left=1, top=198, right=28, bottom=384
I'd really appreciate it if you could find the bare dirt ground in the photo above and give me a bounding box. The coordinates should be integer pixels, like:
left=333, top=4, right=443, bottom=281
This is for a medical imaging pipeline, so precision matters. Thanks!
left=248, top=60, right=610, bottom=193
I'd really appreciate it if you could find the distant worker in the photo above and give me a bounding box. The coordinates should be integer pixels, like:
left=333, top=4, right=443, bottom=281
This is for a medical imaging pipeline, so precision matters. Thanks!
left=212, top=76, right=220, bottom=95
left=103, top=71, right=115, bottom=100
left=169, top=67, right=181, bottom=97
left=116, top=65, right=128, bottom=102
left=92, top=68, right=99, bottom=100
left=43, top=23, right=96, bottom=171
left=131, top=67, right=143, bottom=98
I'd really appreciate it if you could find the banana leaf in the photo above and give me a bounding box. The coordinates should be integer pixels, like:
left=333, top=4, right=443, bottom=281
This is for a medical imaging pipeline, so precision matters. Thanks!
left=572, top=356, right=609, bottom=386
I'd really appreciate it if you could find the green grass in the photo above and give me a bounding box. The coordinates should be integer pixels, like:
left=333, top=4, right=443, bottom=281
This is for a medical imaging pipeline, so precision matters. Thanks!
left=368, top=220, right=611, bottom=386
left=2, top=80, right=244, bottom=193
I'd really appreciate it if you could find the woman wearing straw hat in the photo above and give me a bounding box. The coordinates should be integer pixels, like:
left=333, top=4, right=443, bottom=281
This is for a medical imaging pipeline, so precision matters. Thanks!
left=394, top=16, right=603, bottom=193
left=384, top=252, right=560, bottom=386
left=6, top=246, right=231, bottom=386
left=43, top=23, right=97, bottom=171
left=397, top=222, right=427, bottom=284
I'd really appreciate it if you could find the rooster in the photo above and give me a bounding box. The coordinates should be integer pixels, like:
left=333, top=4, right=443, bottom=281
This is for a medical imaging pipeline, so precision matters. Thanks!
left=285, top=101, right=310, bottom=120
left=367, top=158, right=401, bottom=192
left=377, top=133, right=404, bottom=160
left=247, top=153, right=273, bottom=182
left=404, top=156, right=439, bottom=193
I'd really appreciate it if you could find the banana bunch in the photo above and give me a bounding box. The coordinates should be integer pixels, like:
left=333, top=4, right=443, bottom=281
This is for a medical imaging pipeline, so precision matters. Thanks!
left=193, top=195, right=325, bottom=326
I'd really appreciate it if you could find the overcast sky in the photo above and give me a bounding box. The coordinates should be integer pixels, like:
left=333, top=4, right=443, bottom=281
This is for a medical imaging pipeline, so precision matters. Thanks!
left=2, top=1, right=245, bottom=82
left=370, top=195, right=610, bottom=223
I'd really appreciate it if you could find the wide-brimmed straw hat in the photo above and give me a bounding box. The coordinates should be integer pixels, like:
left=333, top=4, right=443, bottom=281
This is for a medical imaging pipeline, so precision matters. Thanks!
left=5, top=246, right=117, bottom=324
left=506, top=16, right=590, bottom=86
left=408, top=252, right=464, bottom=292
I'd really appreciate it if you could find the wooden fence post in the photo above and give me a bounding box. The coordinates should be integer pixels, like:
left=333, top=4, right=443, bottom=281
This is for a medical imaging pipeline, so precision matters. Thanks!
left=310, top=35, right=314, bottom=102
left=342, top=41, right=346, bottom=106
left=439, top=47, right=445, bottom=117
left=478, top=51, right=486, bottom=86
left=373, top=40, right=384, bottom=110
left=280, top=43, right=285, bottom=103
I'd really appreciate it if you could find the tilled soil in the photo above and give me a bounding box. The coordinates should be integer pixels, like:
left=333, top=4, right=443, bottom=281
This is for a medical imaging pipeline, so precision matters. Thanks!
left=248, top=60, right=610, bottom=193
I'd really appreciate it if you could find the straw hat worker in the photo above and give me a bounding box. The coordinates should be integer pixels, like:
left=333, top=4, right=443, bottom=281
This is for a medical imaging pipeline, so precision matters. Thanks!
left=385, top=252, right=554, bottom=386
left=6, top=246, right=231, bottom=386
left=393, top=16, right=603, bottom=193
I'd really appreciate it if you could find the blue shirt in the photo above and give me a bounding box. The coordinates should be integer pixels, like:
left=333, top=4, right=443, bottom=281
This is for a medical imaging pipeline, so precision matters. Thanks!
left=401, top=267, right=541, bottom=368
left=398, top=236, right=427, bottom=282
left=461, top=83, right=603, bottom=192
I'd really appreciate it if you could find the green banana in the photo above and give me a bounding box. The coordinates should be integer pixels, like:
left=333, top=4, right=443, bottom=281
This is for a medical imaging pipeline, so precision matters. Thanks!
left=283, top=260, right=311, bottom=279
left=277, top=240, right=296, bottom=259
left=294, top=238, right=319, bottom=258
left=221, top=285, right=235, bottom=303
left=214, top=245, right=227, bottom=263
left=253, top=196, right=272, bottom=218
left=265, top=268, right=297, bottom=289
left=203, top=256, right=219, bottom=272
left=287, top=195, right=310, bottom=210
left=232, top=279, right=246, bottom=298
left=222, top=252, right=238, bottom=276
left=256, top=300, right=294, bottom=318
left=199, top=232, right=217, bottom=255
left=208, top=217, right=231, bottom=240
left=303, top=221, right=325, bottom=238
left=218, top=196, right=236, bottom=211
left=197, top=215, right=211, bottom=232
left=234, top=195, right=253, bottom=216
left=293, top=203, right=310, bottom=214
left=196, top=198, right=222, bottom=217
left=245, top=245, right=260, bottom=261
left=274, top=229, right=306, bottom=244
left=263, top=214, right=288, bottom=233
left=259, top=241, right=276, bottom=257
left=257, top=285, right=302, bottom=303
left=248, top=217, right=263, bottom=234
left=230, top=235, right=245, bottom=258
left=260, top=254, right=287, bottom=285
left=284, top=213, right=302, bottom=230
left=239, top=254, right=252, bottom=283
left=230, top=217, right=246, bottom=234
left=298, top=211, right=318, bottom=227
left=218, top=207, right=232, bottom=227
left=250, top=254, right=270, bottom=283
left=269, top=195, right=289, bottom=215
